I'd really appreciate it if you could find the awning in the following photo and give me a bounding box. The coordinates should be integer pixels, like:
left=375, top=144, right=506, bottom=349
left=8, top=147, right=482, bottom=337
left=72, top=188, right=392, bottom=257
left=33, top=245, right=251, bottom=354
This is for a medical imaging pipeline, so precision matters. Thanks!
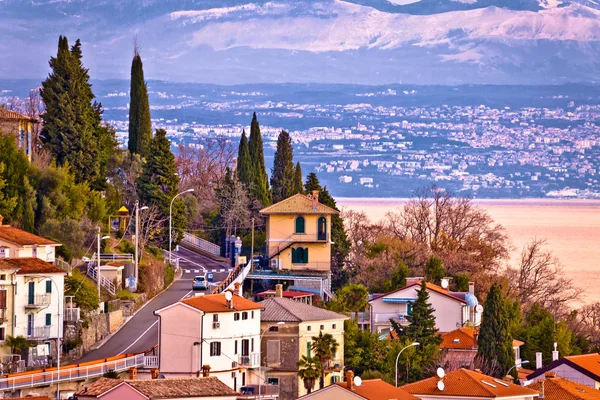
left=383, top=298, right=414, bottom=304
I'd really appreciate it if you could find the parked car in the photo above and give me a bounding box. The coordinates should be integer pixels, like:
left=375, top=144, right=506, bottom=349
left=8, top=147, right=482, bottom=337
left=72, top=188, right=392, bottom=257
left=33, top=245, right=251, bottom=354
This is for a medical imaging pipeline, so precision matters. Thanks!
left=192, top=276, right=208, bottom=290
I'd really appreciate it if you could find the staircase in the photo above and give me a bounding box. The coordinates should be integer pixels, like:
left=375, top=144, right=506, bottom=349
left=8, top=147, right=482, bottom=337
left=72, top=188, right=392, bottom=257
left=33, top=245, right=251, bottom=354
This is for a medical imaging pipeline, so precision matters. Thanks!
left=212, top=259, right=252, bottom=294
left=86, top=253, right=132, bottom=296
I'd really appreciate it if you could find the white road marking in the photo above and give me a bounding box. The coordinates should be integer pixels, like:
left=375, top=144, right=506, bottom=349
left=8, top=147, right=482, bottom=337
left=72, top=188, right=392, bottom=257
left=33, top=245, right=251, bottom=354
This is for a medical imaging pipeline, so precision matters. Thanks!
left=176, top=255, right=206, bottom=272
left=182, top=289, right=194, bottom=299
left=194, top=269, right=200, bottom=273
left=118, top=320, right=158, bottom=355
left=184, top=270, right=191, bottom=274
left=219, top=269, right=225, bottom=272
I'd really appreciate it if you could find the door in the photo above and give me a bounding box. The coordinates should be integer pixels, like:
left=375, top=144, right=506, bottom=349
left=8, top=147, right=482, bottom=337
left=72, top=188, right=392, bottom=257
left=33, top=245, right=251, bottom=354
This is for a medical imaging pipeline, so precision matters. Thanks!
left=27, top=313, right=33, bottom=337
left=28, top=282, right=35, bottom=305
left=241, top=339, right=249, bottom=356
left=317, top=217, right=327, bottom=241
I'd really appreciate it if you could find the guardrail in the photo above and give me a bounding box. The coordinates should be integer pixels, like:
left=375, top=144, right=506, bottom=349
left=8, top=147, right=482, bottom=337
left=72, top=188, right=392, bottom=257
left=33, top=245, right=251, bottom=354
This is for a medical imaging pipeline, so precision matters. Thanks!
left=182, top=233, right=220, bottom=257
left=0, top=354, right=145, bottom=391
left=86, top=254, right=116, bottom=296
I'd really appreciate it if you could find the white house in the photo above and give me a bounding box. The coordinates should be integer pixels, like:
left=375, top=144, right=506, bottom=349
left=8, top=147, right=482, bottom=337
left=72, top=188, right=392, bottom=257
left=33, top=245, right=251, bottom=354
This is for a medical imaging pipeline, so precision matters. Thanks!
left=526, top=353, right=600, bottom=389
left=154, top=291, right=263, bottom=392
left=0, top=257, right=66, bottom=361
left=368, top=279, right=481, bottom=335
left=0, top=216, right=61, bottom=262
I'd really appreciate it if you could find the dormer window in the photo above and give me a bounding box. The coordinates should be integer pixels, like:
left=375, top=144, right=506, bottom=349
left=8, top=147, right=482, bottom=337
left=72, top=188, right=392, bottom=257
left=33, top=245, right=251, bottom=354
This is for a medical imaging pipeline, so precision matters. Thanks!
left=295, top=216, right=305, bottom=234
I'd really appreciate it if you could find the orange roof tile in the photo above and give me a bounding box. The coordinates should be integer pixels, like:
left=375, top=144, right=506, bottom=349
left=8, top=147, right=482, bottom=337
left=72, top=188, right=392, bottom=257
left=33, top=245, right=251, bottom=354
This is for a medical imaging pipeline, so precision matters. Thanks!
left=0, top=108, right=37, bottom=121
left=260, top=193, right=338, bottom=215
left=527, top=375, right=600, bottom=400
left=564, top=354, right=600, bottom=379
left=402, top=368, right=539, bottom=398
left=0, top=258, right=66, bottom=274
left=441, top=328, right=478, bottom=349
left=335, top=379, right=419, bottom=400
left=0, top=225, right=59, bottom=246
left=181, top=293, right=263, bottom=313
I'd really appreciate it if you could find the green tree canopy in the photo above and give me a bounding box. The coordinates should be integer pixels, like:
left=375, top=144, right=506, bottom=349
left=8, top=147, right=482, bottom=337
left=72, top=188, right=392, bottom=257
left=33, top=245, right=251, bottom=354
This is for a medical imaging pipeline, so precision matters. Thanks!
left=236, top=129, right=252, bottom=185
left=396, top=280, right=443, bottom=347
left=248, top=112, right=270, bottom=205
left=293, top=162, right=303, bottom=195
left=0, top=133, right=29, bottom=226
left=128, top=48, right=153, bottom=157
left=297, top=355, right=321, bottom=394
left=311, top=331, right=339, bottom=389
left=271, top=130, right=296, bottom=203
left=425, top=255, right=446, bottom=285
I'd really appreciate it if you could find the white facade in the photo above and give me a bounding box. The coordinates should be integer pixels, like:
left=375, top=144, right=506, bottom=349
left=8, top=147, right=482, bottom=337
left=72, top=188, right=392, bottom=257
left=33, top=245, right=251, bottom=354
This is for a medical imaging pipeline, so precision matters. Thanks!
left=369, top=283, right=481, bottom=334
left=0, top=240, right=58, bottom=263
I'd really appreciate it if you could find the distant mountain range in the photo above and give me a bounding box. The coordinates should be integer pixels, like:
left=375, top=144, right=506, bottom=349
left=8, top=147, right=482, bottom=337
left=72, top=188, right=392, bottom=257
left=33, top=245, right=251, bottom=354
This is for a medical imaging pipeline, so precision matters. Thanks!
left=1, top=0, right=600, bottom=84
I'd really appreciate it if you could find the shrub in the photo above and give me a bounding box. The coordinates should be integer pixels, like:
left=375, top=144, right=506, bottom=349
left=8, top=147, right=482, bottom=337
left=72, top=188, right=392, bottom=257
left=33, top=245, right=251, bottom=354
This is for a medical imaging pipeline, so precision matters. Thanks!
left=116, top=289, right=136, bottom=300
left=164, top=263, right=174, bottom=288
left=65, top=269, right=99, bottom=312
left=116, top=239, right=135, bottom=255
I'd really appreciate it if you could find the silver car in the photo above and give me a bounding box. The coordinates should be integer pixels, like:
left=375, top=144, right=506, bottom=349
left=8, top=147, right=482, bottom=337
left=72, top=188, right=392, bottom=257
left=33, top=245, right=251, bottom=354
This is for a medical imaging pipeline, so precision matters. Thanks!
left=192, top=275, right=208, bottom=290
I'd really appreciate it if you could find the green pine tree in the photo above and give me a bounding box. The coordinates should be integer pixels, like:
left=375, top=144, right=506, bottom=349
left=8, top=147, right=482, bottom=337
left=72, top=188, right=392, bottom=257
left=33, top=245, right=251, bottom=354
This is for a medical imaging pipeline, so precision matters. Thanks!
left=304, top=172, right=350, bottom=289
left=293, top=162, right=304, bottom=195
left=271, top=130, right=296, bottom=202
left=248, top=112, right=270, bottom=205
left=402, top=281, right=443, bottom=346
left=128, top=47, right=152, bottom=157
left=236, top=130, right=252, bottom=185
left=475, top=283, right=516, bottom=378
left=425, top=256, right=446, bottom=285
left=0, top=132, right=32, bottom=228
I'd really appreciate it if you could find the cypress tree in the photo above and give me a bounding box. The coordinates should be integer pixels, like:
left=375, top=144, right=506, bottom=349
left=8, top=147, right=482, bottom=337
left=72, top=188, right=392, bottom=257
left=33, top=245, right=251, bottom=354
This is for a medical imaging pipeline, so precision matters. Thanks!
left=401, top=281, right=443, bottom=346
left=248, top=112, right=270, bottom=205
left=475, top=283, right=515, bottom=378
left=271, top=130, right=295, bottom=202
left=128, top=47, right=152, bottom=157
left=293, top=162, right=304, bottom=195
left=236, top=130, right=252, bottom=185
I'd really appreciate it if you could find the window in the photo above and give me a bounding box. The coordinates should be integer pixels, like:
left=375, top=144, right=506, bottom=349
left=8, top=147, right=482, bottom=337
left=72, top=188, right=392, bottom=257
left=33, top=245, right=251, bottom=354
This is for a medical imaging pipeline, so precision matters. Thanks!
left=251, top=338, right=254, bottom=352
left=332, top=324, right=337, bottom=329
left=234, top=313, right=240, bottom=321
left=0, top=327, right=5, bottom=341
left=32, top=246, right=37, bottom=258
left=291, top=247, right=309, bottom=264
left=45, top=313, right=51, bottom=326
left=320, top=324, right=324, bottom=330
left=267, top=340, right=280, bottom=366
left=407, top=303, right=413, bottom=315
left=307, top=325, right=311, bottom=331
left=0, top=290, right=6, bottom=310
left=317, top=216, right=327, bottom=241
left=46, top=280, right=52, bottom=293
left=269, top=326, right=279, bottom=332
left=0, top=247, right=5, bottom=258
left=306, top=341, right=312, bottom=357
left=267, top=377, right=279, bottom=385
left=213, top=314, right=219, bottom=322
left=295, top=216, right=305, bottom=234
left=234, top=340, right=238, bottom=355
left=251, top=311, right=254, bottom=319
left=242, top=312, right=248, bottom=320
left=0, top=275, right=5, bottom=281
left=210, top=342, right=221, bottom=356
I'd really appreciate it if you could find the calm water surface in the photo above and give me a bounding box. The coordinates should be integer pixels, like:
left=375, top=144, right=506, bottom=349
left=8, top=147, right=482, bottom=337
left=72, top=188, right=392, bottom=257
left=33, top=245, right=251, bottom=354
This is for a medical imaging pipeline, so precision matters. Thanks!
left=337, top=198, right=600, bottom=305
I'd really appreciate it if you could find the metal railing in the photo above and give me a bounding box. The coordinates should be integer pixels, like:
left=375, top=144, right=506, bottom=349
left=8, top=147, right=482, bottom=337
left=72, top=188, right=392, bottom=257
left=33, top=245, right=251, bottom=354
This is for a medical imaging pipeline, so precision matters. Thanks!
left=213, top=259, right=252, bottom=294
left=238, top=353, right=260, bottom=367
left=64, top=307, right=80, bottom=322
left=86, top=254, right=116, bottom=296
left=0, top=354, right=145, bottom=391
left=54, top=258, right=72, bottom=273
left=182, top=232, right=221, bottom=257
left=143, top=356, right=159, bottom=368
left=374, top=312, right=409, bottom=324
left=25, top=294, right=50, bottom=308
left=26, top=326, right=51, bottom=340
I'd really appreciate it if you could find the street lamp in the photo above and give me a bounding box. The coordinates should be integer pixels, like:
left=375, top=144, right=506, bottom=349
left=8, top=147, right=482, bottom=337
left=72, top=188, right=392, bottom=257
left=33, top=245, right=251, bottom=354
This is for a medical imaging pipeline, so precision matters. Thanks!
left=259, top=322, right=285, bottom=399
left=395, top=342, right=419, bottom=387
left=134, top=201, right=148, bottom=291
left=97, top=228, right=110, bottom=300
left=507, top=360, right=530, bottom=377
left=169, top=189, right=195, bottom=265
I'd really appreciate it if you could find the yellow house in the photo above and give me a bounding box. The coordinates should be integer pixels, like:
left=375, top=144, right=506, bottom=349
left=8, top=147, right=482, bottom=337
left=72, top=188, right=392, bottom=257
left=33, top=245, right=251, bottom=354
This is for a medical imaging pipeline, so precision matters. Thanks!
left=0, top=108, right=36, bottom=159
left=260, top=191, right=338, bottom=273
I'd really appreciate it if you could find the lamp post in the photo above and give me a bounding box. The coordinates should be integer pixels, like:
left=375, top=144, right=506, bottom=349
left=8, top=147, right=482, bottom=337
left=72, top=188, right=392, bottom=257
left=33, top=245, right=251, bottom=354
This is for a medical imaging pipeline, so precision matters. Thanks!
left=134, top=201, right=148, bottom=291
left=259, top=322, right=285, bottom=399
left=169, top=189, right=195, bottom=265
left=96, top=228, right=110, bottom=300
left=395, top=342, right=419, bottom=387
left=507, top=360, right=530, bottom=377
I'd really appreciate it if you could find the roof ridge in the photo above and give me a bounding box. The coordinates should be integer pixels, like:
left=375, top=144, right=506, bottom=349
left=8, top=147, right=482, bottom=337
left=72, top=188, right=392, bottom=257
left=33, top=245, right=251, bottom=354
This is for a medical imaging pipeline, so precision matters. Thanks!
left=273, top=297, right=304, bottom=321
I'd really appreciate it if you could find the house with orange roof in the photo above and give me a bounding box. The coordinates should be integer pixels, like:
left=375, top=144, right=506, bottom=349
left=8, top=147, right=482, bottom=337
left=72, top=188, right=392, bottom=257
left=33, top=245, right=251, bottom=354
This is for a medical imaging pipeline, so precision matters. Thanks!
left=154, top=291, right=270, bottom=397
left=402, top=368, right=539, bottom=400
left=0, top=215, right=61, bottom=262
left=527, top=353, right=600, bottom=390
left=526, top=372, right=600, bottom=400
left=368, top=278, right=482, bottom=335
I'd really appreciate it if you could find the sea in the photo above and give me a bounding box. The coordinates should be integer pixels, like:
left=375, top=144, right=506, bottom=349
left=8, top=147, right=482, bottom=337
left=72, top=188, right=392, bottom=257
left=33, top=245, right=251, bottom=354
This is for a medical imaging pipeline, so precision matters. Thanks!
left=337, top=198, right=600, bottom=305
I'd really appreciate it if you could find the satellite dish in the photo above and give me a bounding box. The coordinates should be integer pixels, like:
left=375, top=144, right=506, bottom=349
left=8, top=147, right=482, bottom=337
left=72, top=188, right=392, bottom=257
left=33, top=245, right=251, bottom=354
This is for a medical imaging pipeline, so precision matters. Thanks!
left=224, top=291, right=233, bottom=301
left=436, top=367, right=445, bottom=379
left=45, top=245, right=52, bottom=254
left=437, top=380, right=445, bottom=391
left=476, top=304, right=484, bottom=313
left=354, top=376, right=362, bottom=387
left=441, top=279, right=449, bottom=289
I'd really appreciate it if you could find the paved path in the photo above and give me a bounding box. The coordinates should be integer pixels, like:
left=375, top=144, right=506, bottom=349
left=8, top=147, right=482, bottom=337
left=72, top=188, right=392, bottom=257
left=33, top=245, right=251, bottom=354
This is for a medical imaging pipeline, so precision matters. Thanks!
left=76, top=249, right=230, bottom=362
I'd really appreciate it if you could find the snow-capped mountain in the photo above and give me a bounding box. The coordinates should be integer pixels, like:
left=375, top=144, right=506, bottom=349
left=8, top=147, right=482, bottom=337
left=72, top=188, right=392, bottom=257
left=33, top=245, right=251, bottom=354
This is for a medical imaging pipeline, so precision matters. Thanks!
left=1, top=0, right=600, bottom=84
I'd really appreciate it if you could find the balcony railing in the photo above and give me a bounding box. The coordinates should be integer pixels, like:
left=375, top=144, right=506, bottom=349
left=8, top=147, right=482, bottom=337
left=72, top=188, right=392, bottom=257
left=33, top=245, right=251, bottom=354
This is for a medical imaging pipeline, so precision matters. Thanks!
left=238, top=384, right=279, bottom=399
left=64, top=308, right=80, bottom=322
left=25, top=294, right=50, bottom=308
left=238, top=353, right=260, bottom=368
left=374, top=312, right=409, bottom=324
left=325, top=360, right=343, bottom=372
left=27, top=326, right=51, bottom=340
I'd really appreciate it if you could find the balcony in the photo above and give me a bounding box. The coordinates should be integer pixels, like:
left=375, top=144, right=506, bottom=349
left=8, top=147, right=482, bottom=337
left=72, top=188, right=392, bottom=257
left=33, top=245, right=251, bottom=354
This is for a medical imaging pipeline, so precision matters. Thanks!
left=373, top=312, right=409, bottom=324
left=238, top=384, right=279, bottom=399
left=325, top=360, right=343, bottom=372
left=238, top=353, right=260, bottom=368
left=0, top=308, right=8, bottom=323
left=27, top=326, right=51, bottom=340
left=25, top=294, right=50, bottom=308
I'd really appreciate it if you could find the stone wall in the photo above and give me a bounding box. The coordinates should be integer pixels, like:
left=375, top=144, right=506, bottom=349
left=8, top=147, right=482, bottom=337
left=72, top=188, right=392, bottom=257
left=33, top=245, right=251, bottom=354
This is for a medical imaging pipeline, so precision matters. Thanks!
left=80, top=310, right=123, bottom=353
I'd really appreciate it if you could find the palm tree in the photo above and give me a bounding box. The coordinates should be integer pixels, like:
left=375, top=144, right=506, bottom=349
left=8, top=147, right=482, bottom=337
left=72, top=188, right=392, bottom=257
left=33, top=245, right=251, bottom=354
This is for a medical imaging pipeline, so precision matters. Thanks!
left=297, top=355, right=321, bottom=394
left=5, top=335, right=32, bottom=356
left=311, top=331, right=339, bottom=388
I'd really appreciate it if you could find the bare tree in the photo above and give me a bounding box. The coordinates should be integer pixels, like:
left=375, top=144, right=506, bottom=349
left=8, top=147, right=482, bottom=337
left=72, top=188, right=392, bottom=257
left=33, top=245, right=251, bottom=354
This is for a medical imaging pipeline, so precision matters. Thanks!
left=7, top=88, right=45, bottom=161
left=138, top=204, right=168, bottom=259
left=505, top=238, right=581, bottom=314
left=108, top=151, right=143, bottom=211
left=569, top=302, right=600, bottom=351
left=217, top=172, right=252, bottom=238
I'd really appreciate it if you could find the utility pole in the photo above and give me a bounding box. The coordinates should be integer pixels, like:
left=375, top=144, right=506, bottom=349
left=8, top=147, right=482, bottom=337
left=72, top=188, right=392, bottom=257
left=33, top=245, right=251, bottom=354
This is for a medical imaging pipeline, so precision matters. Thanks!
left=97, top=227, right=101, bottom=301
left=135, top=200, right=139, bottom=291
left=250, top=218, right=255, bottom=272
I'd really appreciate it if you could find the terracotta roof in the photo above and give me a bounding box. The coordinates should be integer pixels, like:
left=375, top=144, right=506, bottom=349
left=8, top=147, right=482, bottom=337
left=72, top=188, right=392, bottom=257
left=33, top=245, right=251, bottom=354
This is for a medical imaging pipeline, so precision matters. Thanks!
left=0, top=108, right=36, bottom=121
left=402, top=368, right=539, bottom=398
left=0, top=258, right=65, bottom=274
left=528, top=353, right=600, bottom=382
left=75, top=377, right=237, bottom=398
left=257, top=290, right=314, bottom=298
left=180, top=293, right=263, bottom=313
left=526, top=374, right=600, bottom=400
left=441, top=328, right=478, bottom=349
left=260, top=193, right=339, bottom=215
left=335, top=379, right=419, bottom=400
left=260, top=297, right=348, bottom=322
left=370, top=281, right=468, bottom=304
left=0, top=225, right=59, bottom=246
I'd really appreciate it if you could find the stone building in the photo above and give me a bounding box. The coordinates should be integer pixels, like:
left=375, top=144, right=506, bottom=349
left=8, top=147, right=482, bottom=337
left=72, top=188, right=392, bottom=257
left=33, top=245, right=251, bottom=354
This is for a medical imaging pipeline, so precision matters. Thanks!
left=0, top=108, right=37, bottom=159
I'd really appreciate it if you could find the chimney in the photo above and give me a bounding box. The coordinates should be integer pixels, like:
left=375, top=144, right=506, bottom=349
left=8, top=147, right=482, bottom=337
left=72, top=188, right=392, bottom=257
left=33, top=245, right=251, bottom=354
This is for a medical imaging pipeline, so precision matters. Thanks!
left=538, top=380, right=545, bottom=399
left=346, top=370, right=354, bottom=390
left=552, top=342, right=559, bottom=362
left=202, top=365, right=211, bottom=377
left=536, top=352, right=543, bottom=370
left=0, top=215, right=3, bottom=225
left=234, top=282, right=242, bottom=296
left=468, top=282, right=475, bottom=295
left=406, top=277, right=423, bottom=286
left=545, top=372, right=557, bottom=379
left=129, top=367, right=137, bottom=380
left=311, top=190, right=319, bottom=210
left=275, top=284, right=283, bottom=298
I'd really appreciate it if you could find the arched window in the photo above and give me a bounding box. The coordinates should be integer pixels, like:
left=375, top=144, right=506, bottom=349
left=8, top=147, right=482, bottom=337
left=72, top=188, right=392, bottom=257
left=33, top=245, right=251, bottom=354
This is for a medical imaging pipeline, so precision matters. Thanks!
left=317, top=216, right=327, bottom=241
left=292, top=247, right=309, bottom=264
left=295, top=216, right=305, bottom=234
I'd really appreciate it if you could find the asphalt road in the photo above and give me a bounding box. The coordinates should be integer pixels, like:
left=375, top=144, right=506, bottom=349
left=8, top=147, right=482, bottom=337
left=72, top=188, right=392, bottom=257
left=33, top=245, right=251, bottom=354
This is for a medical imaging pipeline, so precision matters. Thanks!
left=76, top=248, right=230, bottom=363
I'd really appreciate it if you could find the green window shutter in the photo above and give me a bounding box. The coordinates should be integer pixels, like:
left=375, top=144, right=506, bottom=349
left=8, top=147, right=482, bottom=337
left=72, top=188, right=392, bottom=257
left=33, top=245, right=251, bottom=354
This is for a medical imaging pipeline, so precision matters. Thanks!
left=304, top=248, right=309, bottom=263
left=407, top=303, right=412, bottom=315
left=307, top=341, right=311, bottom=357
left=46, top=280, right=52, bottom=293
left=291, top=248, right=297, bottom=263
left=45, top=313, right=51, bottom=326
left=295, top=216, right=305, bottom=234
